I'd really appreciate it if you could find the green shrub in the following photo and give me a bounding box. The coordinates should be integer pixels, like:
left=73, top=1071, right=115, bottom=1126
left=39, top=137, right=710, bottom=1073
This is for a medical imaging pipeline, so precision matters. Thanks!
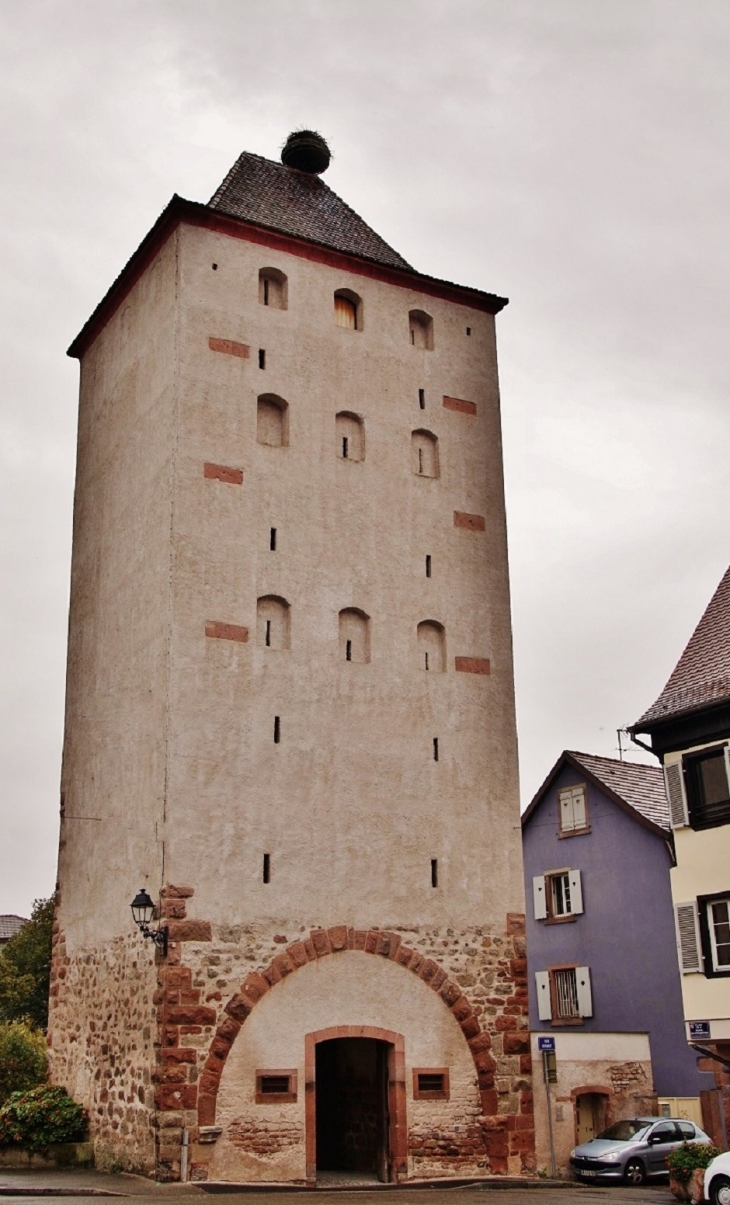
left=666, top=1142, right=721, bottom=1184
left=0, top=1022, right=47, bottom=1106
left=0, top=1085, right=86, bottom=1151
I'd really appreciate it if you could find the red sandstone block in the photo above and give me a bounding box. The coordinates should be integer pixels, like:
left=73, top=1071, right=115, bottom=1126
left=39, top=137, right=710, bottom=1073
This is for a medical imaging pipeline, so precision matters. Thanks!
left=272, top=952, right=294, bottom=978
left=460, top=1016, right=481, bottom=1039
left=180, top=1025, right=202, bottom=1035
left=378, top=931, right=401, bottom=960
left=478, top=1072, right=495, bottom=1090
left=443, top=395, right=477, bottom=416
left=166, top=920, right=212, bottom=942
left=163, top=1048, right=197, bottom=1064
left=468, top=1032, right=492, bottom=1053
left=204, top=621, right=248, bottom=645
left=474, top=1051, right=497, bottom=1074
left=353, top=930, right=367, bottom=951
left=506, top=913, right=525, bottom=935
left=328, top=925, right=348, bottom=951
left=162, top=968, right=193, bottom=989
left=503, top=1032, right=530, bottom=1055
left=154, top=1065, right=187, bottom=1085
left=209, top=1037, right=231, bottom=1061
left=519, top=1054, right=532, bottom=1074
left=455, top=656, right=491, bottom=675
left=303, top=938, right=316, bottom=961
left=364, top=930, right=379, bottom=954
left=408, top=952, right=425, bottom=975
left=199, top=1072, right=221, bottom=1095
left=489, top=1156, right=508, bottom=1174
left=161, top=900, right=187, bottom=920
left=454, top=511, right=486, bottom=531
left=395, top=944, right=414, bottom=967
left=217, top=1016, right=241, bottom=1043
left=515, top=1114, right=534, bottom=1130
left=162, top=1028, right=179, bottom=1047
left=262, top=961, right=282, bottom=987
left=156, top=1084, right=197, bottom=1111
left=510, top=1131, right=534, bottom=1153
left=451, top=996, right=473, bottom=1023
left=503, top=1004, right=522, bottom=1016
left=203, top=462, right=244, bottom=485
left=241, top=973, right=269, bottom=1002
left=287, top=941, right=308, bottom=968
left=162, top=885, right=195, bottom=899
left=209, top=337, right=249, bottom=359
left=347, top=928, right=356, bottom=949
left=510, top=958, right=527, bottom=977
left=520, top=1089, right=533, bottom=1113
left=495, top=1015, right=517, bottom=1031
left=419, top=959, right=438, bottom=985
left=484, top=1131, right=509, bottom=1157
left=198, top=1094, right=216, bottom=1126
left=439, top=980, right=461, bottom=1007
left=430, top=966, right=447, bottom=990
left=180, top=990, right=201, bottom=1006
left=311, top=929, right=332, bottom=957
left=167, top=1005, right=217, bottom=1026
left=224, top=994, right=251, bottom=1022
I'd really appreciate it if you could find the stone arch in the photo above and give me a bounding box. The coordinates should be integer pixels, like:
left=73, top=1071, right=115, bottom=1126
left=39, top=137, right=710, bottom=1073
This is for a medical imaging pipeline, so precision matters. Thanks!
left=197, top=925, right=497, bottom=1130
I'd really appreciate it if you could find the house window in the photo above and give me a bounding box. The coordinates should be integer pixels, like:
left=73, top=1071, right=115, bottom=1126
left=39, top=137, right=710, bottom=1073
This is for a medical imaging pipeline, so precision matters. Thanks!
left=255, top=1070, right=297, bottom=1103
left=558, top=785, right=589, bottom=835
left=413, top=1069, right=450, bottom=1100
left=708, top=898, right=730, bottom=971
left=259, top=268, right=288, bottom=309
left=685, top=747, right=730, bottom=830
left=334, top=290, right=362, bottom=330
left=535, top=966, right=592, bottom=1023
left=533, top=869, right=583, bottom=921
left=681, top=892, right=730, bottom=976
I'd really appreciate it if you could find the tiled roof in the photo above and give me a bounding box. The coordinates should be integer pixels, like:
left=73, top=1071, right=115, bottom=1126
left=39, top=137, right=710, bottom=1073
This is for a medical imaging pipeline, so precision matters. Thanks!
left=632, top=564, right=730, bottom=728
left=567, top=751, right=670, bottom=830
left=0, top=914, right=28, bottom=942
left=209, top=152, right=412, bottom=270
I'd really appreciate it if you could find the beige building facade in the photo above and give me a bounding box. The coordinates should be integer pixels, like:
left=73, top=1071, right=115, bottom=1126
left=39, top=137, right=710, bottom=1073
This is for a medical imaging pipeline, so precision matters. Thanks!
left=49, top=134, right=532, bottom=1182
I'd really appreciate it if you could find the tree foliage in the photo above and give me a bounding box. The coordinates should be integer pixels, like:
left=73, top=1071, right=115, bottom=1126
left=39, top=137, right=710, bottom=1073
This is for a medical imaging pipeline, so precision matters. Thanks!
left=0, top=898, right=54, bottom=1030
left=0, top=1085, right=86, bottom=1151
left=0, top=1022, right=47, bottom=1106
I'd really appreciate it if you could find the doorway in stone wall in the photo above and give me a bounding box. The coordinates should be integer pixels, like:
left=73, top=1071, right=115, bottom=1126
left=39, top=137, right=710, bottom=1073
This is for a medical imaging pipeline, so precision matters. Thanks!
left=315, top=1038, right=390, bottom=1183
left=575, top=1092, right=609, bottom=1145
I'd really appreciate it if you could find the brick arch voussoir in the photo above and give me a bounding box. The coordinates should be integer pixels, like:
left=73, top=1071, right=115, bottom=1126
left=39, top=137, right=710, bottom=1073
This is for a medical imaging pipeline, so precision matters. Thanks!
left=197, top=925, right=496, bottom=1127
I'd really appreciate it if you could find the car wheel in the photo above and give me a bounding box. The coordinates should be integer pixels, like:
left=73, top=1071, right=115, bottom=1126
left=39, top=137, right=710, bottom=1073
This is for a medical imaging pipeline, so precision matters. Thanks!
left=624, top=1159, right=647, bottom=1186
left=711, top=1175, right=730, bottom=1205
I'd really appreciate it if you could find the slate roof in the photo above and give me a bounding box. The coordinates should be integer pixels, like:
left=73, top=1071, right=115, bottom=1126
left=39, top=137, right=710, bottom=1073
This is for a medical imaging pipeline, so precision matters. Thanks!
left=209, top=151, right=412, bottom=271
left=0, top=914, right=28, bottom=943
left=567, top=751, right=670, bottom=830
left=632, top=564, right=730, bottom=729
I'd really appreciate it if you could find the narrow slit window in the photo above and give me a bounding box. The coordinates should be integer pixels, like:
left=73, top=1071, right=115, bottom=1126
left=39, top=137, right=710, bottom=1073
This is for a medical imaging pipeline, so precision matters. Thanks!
left=433, top=738, right=439, bottom=761
left=346, top=639, right=352, bottom=662
left=263, top=279, right=269, bottom=306
left=274, top=717, right=280, bottom=743
left=259, top=349, right=266, bottom=369
left=342, top=437, right=349, bottom=458
left=431, top=859, right=438, bottom=888
left=424, top=651, right=429, bottom=671
left=426, top=555, right=431, bottom=578
left=466, top=326, right=472, bottom=336
left=263, top=853, right=270, bottom=883
left=419, top=388, right=425, bottom=410
left=270, top=528, right=277, bottom=551
left=265, top=620, right=271, bottom=647
left=212, top=263, right=218, bottom=271
left=418, top=448, right=423, bottom=474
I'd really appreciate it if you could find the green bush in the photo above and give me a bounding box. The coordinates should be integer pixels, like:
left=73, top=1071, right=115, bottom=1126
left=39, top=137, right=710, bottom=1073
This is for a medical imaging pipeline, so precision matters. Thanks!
left=0, top=1022, right=47, bottom=1106
left=666, top=1142, right=721, bottom=1184
left=0, top=1085, right=86, bottom=1152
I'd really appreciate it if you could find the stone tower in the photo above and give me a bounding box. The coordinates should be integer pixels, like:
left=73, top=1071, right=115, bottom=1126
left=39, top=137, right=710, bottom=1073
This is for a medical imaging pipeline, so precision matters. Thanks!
left=49, top=131, right=532, bottom=1183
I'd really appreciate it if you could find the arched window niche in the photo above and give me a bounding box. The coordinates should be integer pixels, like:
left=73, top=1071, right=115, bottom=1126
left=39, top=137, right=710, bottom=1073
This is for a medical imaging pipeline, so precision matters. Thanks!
left=335, top=412, right=365, bottom=462
left=417, top=620, right=445, bottom=673
left=259, top=268, right=288, bottom=310
left=334, top=289, right=362, bottom=331
left=257, top=596, right=290, bottom=650
left=257, top=394, right=289, bottom=447
left=339, top=608, right=370, bottom=664
left=411, top=429, right=439, bottom=478
left=409, top=309, right=433, bottom=350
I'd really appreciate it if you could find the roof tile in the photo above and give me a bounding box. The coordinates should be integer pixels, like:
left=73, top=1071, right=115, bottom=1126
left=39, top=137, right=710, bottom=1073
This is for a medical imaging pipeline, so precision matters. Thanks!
left=0, top=914, right=28, bottom=942
left=567, top=751, right=670, bottom=830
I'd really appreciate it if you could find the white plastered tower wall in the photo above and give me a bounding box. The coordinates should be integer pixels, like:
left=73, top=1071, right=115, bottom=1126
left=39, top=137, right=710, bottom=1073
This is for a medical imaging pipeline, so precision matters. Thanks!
left=50, top=160, right=531, bottom=1181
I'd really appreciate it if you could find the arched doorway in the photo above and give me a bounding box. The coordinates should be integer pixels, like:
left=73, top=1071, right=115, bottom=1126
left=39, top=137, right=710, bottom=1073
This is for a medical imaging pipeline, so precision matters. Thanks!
left=305, top=1026, right=407, bottom=1185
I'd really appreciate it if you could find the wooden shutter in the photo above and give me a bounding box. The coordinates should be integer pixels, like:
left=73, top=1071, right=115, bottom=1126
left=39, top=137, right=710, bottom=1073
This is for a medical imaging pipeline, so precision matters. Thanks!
left=533, top=876, right=547, bottom=920
left=576, top=966, right=593, bottom=1016
left=675, top=901, right=702, bottom=973
left=664, top=762, right=689, bottom=828
left=535, top=970, right=552, bottom=1021
left=569, top=869, right=584, bottom=914
left=572, top=787, right=587, bottom=829
left=335, top=295, right=356, bottom=329
left=559, top=789, right=575, bottom=831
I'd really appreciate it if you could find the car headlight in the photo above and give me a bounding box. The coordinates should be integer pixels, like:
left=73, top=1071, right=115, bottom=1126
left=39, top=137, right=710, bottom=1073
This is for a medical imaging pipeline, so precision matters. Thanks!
left=602, top=1154, right=621, bottom=1163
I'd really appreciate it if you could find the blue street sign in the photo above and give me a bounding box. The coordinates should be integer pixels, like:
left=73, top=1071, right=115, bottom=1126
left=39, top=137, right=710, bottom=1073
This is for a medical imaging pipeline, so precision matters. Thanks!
left=538, top=1036, right=556, bottom=1052
left=689, top=1021, right=711, bottom=1040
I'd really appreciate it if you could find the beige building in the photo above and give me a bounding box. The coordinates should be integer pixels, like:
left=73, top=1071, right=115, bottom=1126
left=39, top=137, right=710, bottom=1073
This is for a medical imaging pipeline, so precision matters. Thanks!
left=49, top=130, right=531, bottom=1183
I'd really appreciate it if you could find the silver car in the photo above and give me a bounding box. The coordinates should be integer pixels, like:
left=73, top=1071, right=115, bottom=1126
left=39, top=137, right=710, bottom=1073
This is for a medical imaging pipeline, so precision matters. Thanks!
left=570, top=1117, right=712, bottom=1185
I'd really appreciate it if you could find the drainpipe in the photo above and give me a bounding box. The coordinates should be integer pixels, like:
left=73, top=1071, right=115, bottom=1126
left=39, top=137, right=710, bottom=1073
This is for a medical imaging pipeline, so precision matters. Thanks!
left=180, top=1129, right=188, bottom=1183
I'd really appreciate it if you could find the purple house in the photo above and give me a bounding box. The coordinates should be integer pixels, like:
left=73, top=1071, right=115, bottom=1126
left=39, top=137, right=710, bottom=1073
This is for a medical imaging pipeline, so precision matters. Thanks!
left=522, top=751, right=710, bottom=1172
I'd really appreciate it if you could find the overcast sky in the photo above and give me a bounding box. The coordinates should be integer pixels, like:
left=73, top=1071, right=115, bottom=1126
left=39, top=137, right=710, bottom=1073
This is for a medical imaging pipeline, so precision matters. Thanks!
left=1, top=0, right=728, bottom=916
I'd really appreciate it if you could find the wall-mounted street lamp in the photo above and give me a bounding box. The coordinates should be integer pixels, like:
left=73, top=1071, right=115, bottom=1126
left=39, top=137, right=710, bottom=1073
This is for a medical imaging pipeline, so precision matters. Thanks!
left=130, top=888, right=168, bottom=956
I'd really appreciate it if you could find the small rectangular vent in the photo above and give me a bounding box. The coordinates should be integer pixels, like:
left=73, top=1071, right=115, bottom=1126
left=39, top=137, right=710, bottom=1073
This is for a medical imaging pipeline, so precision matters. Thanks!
left=255, top=1070, right=297, bottom=1103
left=413, top=1068, right=449, bottom=1100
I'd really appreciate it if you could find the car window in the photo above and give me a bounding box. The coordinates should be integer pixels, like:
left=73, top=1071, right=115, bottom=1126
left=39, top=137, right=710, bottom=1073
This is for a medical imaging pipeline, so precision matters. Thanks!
left=651, top=1123, right=679, bottom=1141
left=677, top=1122, right=696, bottom=1139
left=597, top=1120, right=650, bottom=1142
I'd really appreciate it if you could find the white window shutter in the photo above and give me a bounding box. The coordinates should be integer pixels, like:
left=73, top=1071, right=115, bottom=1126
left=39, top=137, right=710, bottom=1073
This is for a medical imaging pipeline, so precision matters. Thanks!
left=559, top=790, right=574, bottom=831
left=569, top=869, right=584, bottom=914
left=533, top=876, right=547, bottom=920
left=576, top=966, right=593, bottom=1016
left=572, top=788, right=587, bottom=829
left=675, top=901, right=702, bottom=973
left=664, top=762, right=689, bottom=828
left=535, top=970, right=552, bottom=1021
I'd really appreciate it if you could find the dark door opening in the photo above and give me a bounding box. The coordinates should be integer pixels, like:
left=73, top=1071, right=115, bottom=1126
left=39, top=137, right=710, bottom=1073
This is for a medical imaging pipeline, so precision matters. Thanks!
left=315, top=1037, right=390, bottom=1180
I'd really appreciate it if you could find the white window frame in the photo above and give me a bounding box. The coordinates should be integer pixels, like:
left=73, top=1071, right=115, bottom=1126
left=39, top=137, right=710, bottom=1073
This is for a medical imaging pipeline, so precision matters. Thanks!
left=533, top=869, right=584, bottom=920
left=558, top=785, right=588, bottom=834
left=706, top=896, right=730, bottom=974
left=535, top=966, right=592, bottom=1022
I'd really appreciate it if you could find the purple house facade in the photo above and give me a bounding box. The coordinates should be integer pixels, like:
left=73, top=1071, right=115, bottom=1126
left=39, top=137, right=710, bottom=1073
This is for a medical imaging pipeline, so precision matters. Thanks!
left=522, top=751, right=710, bottom=1171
